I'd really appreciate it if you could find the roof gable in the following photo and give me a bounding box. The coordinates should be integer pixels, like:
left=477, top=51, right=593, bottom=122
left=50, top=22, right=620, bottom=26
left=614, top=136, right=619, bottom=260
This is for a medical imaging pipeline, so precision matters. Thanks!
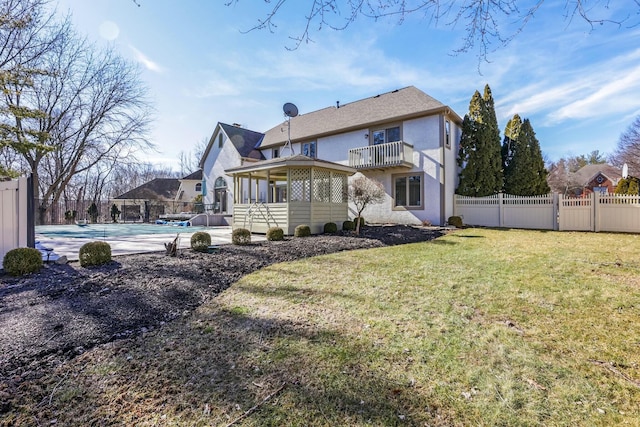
left=114, top=178, right=180, bottom=200
left=260, top=86, right=461, bottom=148
left=200, top=123, right=265, bottom=168
left=573, top=164, right=622, bottom=185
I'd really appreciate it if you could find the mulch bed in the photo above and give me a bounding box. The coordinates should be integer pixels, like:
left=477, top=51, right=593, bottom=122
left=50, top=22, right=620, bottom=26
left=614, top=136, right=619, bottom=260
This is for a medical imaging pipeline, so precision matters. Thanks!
left=0, top=225, right=446, bottom=415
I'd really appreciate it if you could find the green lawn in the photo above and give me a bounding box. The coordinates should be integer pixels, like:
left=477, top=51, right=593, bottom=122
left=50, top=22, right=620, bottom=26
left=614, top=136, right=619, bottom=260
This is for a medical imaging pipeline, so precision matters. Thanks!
left=12, top=229, right=640, bottom=426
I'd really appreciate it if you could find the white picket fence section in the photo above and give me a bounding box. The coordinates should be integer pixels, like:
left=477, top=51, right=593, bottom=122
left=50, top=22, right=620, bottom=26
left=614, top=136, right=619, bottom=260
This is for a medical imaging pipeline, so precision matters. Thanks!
left=454, top=193, right=558, bottom=230
left=455, top=192, right=640, bottom=233
left=1, top=177, right=29, bottom=268
left=594, top=193, right=640, bottom=233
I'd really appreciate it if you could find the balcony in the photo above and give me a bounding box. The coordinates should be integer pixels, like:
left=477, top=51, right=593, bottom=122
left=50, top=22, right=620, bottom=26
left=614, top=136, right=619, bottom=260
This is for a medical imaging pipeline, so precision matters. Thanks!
left=348, top=141, right=414, bottom=170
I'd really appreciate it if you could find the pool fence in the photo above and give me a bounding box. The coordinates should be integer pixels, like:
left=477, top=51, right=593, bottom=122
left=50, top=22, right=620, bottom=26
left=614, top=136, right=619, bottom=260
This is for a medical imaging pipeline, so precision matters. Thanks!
left=454, top=192, right=640, bottom=233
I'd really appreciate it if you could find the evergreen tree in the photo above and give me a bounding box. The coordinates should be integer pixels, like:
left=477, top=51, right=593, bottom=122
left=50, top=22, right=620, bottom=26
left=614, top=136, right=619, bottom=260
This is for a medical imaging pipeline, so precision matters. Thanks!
left=522, top=119, right=550, bottom=195
left=456, top=85, right=503, bottom=196
left=502, top=115, right=549, bottom=195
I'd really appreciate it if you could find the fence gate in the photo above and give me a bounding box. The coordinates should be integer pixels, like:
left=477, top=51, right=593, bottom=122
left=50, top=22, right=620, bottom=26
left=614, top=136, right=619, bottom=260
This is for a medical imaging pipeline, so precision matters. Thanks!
left=558, top=194, right=593, bottom=231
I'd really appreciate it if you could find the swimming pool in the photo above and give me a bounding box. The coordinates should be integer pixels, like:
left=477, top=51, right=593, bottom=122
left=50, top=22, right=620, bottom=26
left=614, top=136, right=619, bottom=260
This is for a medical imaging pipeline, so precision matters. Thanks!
left=36, top=223, right=209, bottom=239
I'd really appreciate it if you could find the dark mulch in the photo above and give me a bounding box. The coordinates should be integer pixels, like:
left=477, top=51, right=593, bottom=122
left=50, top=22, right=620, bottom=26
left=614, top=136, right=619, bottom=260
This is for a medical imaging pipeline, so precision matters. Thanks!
left=0, top=225, right=445, bottom=412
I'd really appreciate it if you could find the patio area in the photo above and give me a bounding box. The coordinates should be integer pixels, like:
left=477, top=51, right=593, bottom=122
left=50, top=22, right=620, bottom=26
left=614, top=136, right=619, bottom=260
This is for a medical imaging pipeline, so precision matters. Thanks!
left=35, top=226, right=266, bottom=260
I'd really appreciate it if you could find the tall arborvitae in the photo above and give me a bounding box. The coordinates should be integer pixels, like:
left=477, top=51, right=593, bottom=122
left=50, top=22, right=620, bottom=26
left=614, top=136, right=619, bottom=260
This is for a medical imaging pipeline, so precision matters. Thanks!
left=521, top=119, right=550, bottom=195
left=502, top=115, right=549, bottom=195
left=456, top=85, right=503, bottom=196
left=482, top=84, right=504, bottom=193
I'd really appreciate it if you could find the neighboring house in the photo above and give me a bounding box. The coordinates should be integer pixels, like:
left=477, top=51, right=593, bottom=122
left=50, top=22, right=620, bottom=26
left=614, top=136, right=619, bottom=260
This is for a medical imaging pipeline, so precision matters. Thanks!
left=201, top=86, right=462, bottom=226
left=113, top=178, right=180, bottom=222
left=572, top=164, right=622, bottom=196
left=175, top=169, right=203, bottom=203
left=200, top=122, right=265, bottom=214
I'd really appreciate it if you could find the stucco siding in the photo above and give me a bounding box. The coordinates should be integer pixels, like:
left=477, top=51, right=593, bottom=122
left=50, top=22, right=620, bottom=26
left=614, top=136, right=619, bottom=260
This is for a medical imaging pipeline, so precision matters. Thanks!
left=203, top=132, right=240, bottom=214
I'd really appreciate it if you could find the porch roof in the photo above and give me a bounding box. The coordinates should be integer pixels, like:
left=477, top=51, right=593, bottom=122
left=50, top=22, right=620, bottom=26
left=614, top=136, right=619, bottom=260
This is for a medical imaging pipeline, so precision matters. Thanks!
left=224, top=154, right=356, bottom=176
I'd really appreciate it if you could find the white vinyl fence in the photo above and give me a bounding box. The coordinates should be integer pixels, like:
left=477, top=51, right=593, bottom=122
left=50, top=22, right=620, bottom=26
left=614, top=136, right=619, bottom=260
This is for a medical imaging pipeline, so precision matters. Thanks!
left=455, top=192, right=640, bottom=233
left=454, top=193, right=558, bottom=230
left=1, top=177, right=29, bottom=268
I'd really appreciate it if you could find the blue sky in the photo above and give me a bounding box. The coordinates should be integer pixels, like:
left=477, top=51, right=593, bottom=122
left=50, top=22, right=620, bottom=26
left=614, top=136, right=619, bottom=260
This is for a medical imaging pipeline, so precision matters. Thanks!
left=53, top=0, right=640, bottom=170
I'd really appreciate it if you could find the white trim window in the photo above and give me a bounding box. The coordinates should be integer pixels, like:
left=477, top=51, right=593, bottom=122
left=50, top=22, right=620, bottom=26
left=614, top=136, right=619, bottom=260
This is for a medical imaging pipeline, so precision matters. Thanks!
left=445, top=120, right=451, bottom=149
left=393, top=173, right=423, bottom=210
left=372, top=126, right=400, bottom=145
left=302, top=141, right=317, bottom=158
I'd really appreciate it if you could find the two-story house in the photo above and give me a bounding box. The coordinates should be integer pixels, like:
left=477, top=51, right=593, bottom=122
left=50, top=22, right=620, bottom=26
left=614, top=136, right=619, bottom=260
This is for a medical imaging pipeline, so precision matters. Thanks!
left=200, top=86, right=462, bottom=232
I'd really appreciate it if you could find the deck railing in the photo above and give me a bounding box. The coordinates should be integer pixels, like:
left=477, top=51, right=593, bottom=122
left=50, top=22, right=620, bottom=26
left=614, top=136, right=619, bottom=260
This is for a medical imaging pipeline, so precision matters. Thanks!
left=348, top=141, right=413, bottom=169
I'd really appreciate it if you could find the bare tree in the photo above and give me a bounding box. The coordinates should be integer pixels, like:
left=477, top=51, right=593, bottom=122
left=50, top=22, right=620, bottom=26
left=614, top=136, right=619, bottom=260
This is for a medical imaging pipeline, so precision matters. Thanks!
left=611, top=116, right=640, bottom=176
left=178, top=136, right=207, bottom=176
left=0, top=0, right=65, bottom=161
left=347, top=174, right=385, bottom=234
left=1, top=0, right=154, bottom=223
left=228, top=0, right=639, bottom=60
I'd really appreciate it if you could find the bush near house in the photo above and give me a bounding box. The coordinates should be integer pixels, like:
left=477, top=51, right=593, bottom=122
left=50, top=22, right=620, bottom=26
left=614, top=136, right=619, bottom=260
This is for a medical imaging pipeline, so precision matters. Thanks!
left=2, top=248, right=43, bottom=276
left=342, top=220, right=355, bottom=231
left=448, top=216, right=464, bottom=228
left=79, top=241, right=112, bottom=267
left=323, top=222, right=338, bottom=234
left=190, top=232, right=212, bottom=252
left=266, top=227, right=284, bottom=241
left=294, top=224, right=311, bottom=237
left=232, top=228, right=251, bottom=245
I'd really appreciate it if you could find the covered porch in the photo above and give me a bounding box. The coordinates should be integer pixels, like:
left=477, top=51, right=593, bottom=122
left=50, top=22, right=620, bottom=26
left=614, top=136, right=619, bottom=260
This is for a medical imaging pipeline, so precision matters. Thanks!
left=225, top=155, right=356, bottom=235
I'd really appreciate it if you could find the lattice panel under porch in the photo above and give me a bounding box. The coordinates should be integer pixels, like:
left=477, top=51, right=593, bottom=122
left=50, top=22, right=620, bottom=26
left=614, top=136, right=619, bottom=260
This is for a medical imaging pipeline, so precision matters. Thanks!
left=332, top=173, right=348, bottom=203
left=313, top=169, right=331, bottom=203
left=290, top=168, right=310, bottom=201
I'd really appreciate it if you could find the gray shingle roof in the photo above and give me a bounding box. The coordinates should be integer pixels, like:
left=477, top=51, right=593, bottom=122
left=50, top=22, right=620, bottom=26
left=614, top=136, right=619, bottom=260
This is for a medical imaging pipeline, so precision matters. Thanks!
left=219, top=123, right=265, bottom=160
left=114, top=178, right=180, bottom=200
left=181, top=170, right=203, bottom=180
left=573, top=164, right=622, bottom=185
left=260, top=86, right=461, bottom=148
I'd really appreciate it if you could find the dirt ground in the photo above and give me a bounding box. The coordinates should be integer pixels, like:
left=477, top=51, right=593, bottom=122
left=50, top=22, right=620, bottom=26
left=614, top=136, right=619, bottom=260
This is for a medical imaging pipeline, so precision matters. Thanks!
left=0, top=225, right=445, bottom=417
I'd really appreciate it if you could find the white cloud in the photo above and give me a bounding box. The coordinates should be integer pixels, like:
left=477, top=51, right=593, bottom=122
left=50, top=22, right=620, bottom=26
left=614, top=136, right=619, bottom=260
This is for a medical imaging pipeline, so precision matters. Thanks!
left=129, top=45, right=164, bottom=73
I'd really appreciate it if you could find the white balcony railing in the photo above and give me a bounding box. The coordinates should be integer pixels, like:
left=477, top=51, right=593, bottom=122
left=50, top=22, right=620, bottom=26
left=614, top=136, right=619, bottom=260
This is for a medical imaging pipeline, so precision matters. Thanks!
left=348, top=141, right=413, bottom=169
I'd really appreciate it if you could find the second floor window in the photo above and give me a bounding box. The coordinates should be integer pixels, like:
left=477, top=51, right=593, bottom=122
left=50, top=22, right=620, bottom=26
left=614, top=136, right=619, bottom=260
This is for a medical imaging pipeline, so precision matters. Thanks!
left=218, top=134, right=223, bottom=148
left=373, top=126, right=400, bottom=145
left=273, top=148, right=280, bottom=158
left=303, top=141, right=317, bottom=158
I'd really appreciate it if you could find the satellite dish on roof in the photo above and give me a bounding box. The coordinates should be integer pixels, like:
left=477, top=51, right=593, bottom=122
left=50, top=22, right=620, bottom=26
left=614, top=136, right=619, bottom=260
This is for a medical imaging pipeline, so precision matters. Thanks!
left=623, top=163, right=629, bottom=179
left=283, top=102, right=298, bottom=118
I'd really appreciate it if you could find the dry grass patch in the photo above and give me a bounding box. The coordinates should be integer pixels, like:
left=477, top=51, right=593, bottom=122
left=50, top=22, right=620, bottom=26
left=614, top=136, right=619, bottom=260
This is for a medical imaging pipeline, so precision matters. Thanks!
left=5, top=229, right=640, bottom=426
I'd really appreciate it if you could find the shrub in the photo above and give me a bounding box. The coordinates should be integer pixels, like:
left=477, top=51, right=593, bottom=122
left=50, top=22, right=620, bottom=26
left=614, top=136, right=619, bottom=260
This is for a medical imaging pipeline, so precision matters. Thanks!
left=448, top=216, right=464, bottom=228
left=342, top=220, right=355, bottom=231
left=79, top=241, right=112, bottom=267
left=3, top=247, right=42, bottom=276
left=232, top=228, right=251, bottom=245
left=294, top=224, right=311, bottom=237
left=323, top=222, right=338, bottom=234
left=190, top=231, right=212, bottom=252
left=266, top=227, right=284, bottom=241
